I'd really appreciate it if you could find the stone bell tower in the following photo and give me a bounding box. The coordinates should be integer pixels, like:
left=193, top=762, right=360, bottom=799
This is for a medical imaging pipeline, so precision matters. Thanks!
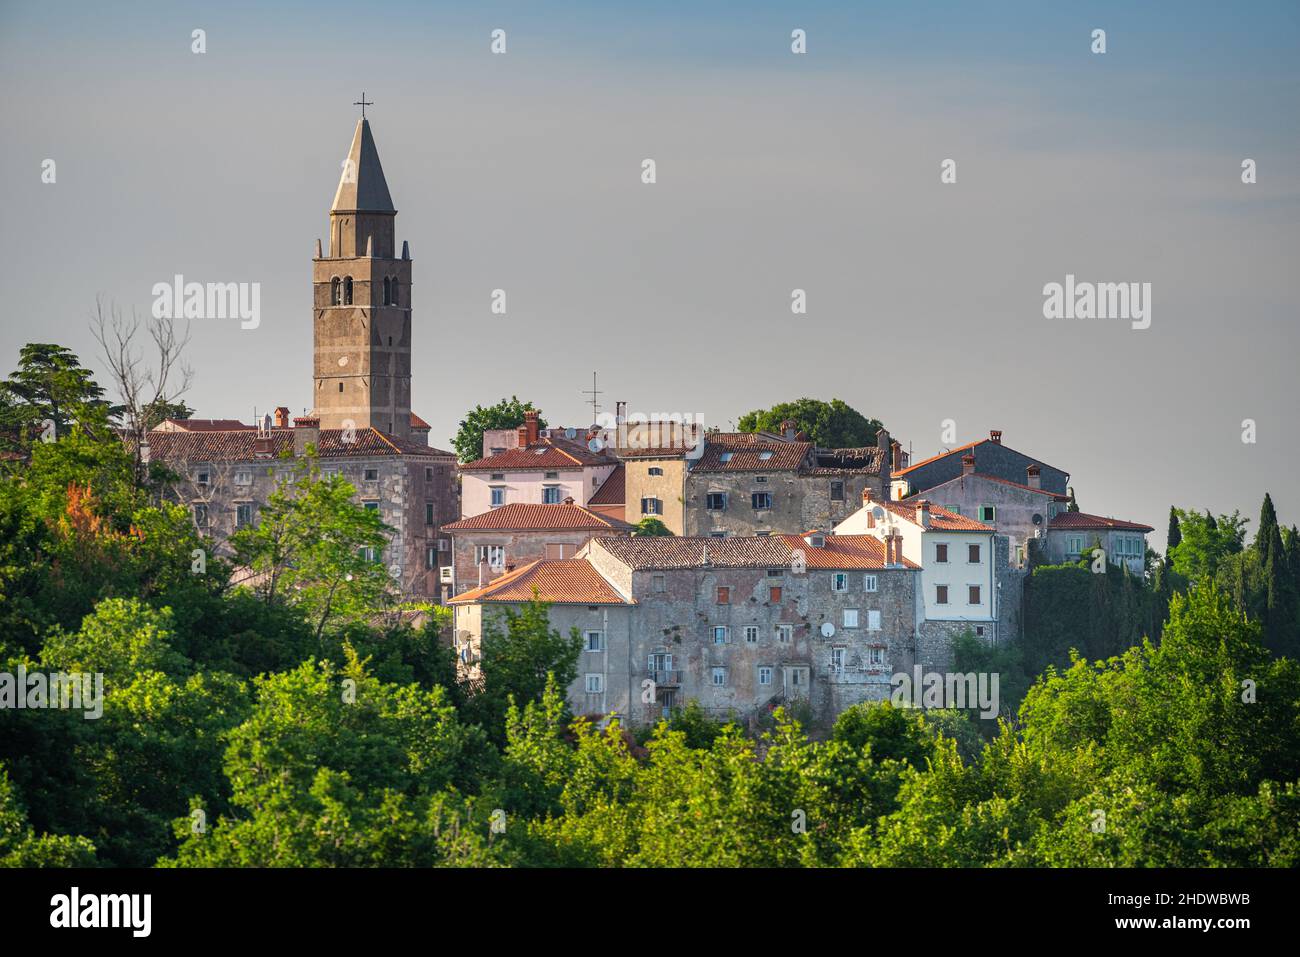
left=312, top=107, right=412, bottom=437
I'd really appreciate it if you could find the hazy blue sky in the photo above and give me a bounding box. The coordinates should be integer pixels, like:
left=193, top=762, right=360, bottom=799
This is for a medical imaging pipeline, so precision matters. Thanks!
left=2, top=1, right=1297, bottom=545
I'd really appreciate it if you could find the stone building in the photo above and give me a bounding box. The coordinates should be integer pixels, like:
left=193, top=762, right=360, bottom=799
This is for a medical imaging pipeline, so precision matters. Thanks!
left=624, top=427, right=895, bottom=538
left=450, top=531, right=924, bottom=727
left=891, top=430, right=1069, bottom=499
left=441, top=500, right=633, bottom=595
left=1043, top=512, right=1153, bottom=574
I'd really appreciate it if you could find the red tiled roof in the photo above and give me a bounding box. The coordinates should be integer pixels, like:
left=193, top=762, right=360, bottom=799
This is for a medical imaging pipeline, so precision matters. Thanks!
left=1048, top=512, right=1153, bottom=533
left=409, top=412, right=431, bottom=430
left=892, top=441, right=983, bottom=477
left=461, top=437, right=618, bottom=471
left=140, top=427, right=454, bottom=462
left=448, top=559, right=633, bottom=605
left=806, top=447, right=885, bottom=475
left=156, top=418, right=254, bottom=432
left=693, top=433, right=812, bottom=472
left=442, top=502, right=632, bottom=532
left=875, top=499, right=993, bottom=532
left=776, top=534, right=919, bottom=570
left=587, top=464, right=625, bottom=505
left=590, top=534, right=912, bottom=571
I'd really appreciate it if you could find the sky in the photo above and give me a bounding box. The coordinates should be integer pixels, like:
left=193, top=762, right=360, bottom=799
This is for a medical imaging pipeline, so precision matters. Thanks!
left=1, top=0, right=1298, bottom=546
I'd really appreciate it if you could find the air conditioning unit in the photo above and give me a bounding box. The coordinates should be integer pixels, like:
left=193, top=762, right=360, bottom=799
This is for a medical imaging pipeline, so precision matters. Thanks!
left=439, top=566, right=453, bottom=584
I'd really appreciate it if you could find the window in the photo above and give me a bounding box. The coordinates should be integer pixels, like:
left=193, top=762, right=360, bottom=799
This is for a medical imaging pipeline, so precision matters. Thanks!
left=830, top=481, right=844, bottom=501
left=195, top=469, right=210, bottom=486
left=947, top=505, right=961, bottom=515
left=390, top=280, right=399, bottom=307
left=713, top=626, right=728, bottom=644
left=585, top=674, right=604, bottom=694
left=585, top=631, right=605, bottom=652
left=360, top=545, right=378, bottom=563
left=936, top=585, right=949, bottom=605
left=711, top=531, right=727, bottom=538
left=236, top=503, right=253, bottom=528
left=234, top=470, right=252, bottom=486
left=1067, top=535, right=1084, bottom=555
left=758, top=666, right=773, bottom=686
left=864, top=574, right=878, bottom=592
left=425, top=503, right=434, bottom=526
left=769, top=586, right=782, bottom=603
left=755, top=476, right=767, bottom=483
left=843, top=609, right=859, bottom=628
left=338, top=382, right=344, bottom=393
left=542, top=485, right=561, bottom=504
left=776, top=624, right=793, bottom=643
left=475, top=545, right=505, bottom=568
left=363, top=501, right=379, bottom=512
left=979, top=505, right=996, bottom=522
left=719, top=451, right=733, bottom=463
left=425, top=467, right=434, bottom=481
left=652, top=574, right=666, bottom=592
left=641, top=497, right=662, bottom=515
left=758, top=450, right=773, bottom=461
left=869, top=647, right=885, bottom=666
left=935, top=543, right=948, bottom=563
left=716, top=586, right=730, bottom=604
left=649, top=651, right=674, bottom=673
left=193, top=504, right=208, bottom=527
left=767, top=568, right=784, bottom=578
left=382, top=277, right=391, bottom=306
left=649, top=467, right=663, bottom=476
left=751, top=492, right=772, bottom=510
left=490, top=487, right=505, bottom=507
left=968, top=585, right=981, bottom=605
left=706, top=492, right=727, bottom=511
left=363, top=468, right=378, bottom=481
left=425, top=546, right=437, bottom=570
left=868, top=609, right=881, bottom=631
left=830, top=647, right=845, bottom=673
left=968, top=543, right=981, bottom=563
left=438, top=538, right=449, bottom=552
left=744, top=626, right=759, bottom=644
left=491, top=473, right=505, bottom=481
left=544, top=471, right=559, bottom=480
left=343, top=276, right=353, bottom=305
left=831, top=573, right=848, bottom=592
left=711, top=667, right=726, bottom=687
left=330, top=277, right=341, bottom=305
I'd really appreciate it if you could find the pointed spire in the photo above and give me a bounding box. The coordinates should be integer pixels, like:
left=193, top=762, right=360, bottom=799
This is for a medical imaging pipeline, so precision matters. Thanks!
left=331, top=118, right=394, bottom=213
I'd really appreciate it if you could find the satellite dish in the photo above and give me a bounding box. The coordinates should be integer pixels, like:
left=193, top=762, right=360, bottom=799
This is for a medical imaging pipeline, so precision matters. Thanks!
left=1032, top=514, right=1043, bottom=526
left=821, top=622, right=836, bottom=638
left=871, top=506, right=885, bottom=521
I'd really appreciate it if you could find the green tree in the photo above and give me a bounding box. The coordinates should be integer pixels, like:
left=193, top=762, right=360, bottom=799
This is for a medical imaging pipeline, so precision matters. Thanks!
left=736, top=398, right=883, bottom=449
left=0, top=765, right=97, bottom=866
left=1166, top=505, right=1182, bottom=554
left=1168, top=508, right=1246, bottom=582
left=453, top=397, right=545, bottom=463
left=631, top=516, right=672, bottom=536
left=142, top=398, right=194, bottom=430
left=1257, top=492, right=1280, bottom=557
left=0, top=343, right=112, bottom=442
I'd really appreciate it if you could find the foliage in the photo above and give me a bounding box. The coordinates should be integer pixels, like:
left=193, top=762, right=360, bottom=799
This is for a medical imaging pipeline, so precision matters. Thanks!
left=452, top=396, right=545, bottom=464
left=631, top=517, right=672, bottom=537
left=736, top=398, right=883, bottom=449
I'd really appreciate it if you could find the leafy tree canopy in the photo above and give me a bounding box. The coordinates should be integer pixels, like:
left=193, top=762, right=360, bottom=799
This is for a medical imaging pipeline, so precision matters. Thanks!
left=736, top=398, right=883, bottom=449
left=453, top=397, right=545, bottom=464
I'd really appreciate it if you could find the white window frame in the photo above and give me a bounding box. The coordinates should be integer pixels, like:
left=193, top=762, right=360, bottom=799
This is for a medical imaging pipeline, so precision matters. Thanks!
left=863, top=574, right=878, bottom=592
left=711, top=667, right=726, bottom=687
left=830, top=647, right=845, bottom=674
left=758, top=666, right=773, bottom=686
left=776, top=624, right=793, bottom=643
left=744, top=625, right=759, bottom=644
left=490, top=486, right=506, bottom=507
left=234, top=469, right=252, bottom=487
left=585, top=630, right=605, bottom=652
left=585, top=674, right=604, bottom=694
left=843, top=609, right=859, bottom=629
left=831, top=572, right=849, bottom=593
left=712, top=625, right=728, bottom=645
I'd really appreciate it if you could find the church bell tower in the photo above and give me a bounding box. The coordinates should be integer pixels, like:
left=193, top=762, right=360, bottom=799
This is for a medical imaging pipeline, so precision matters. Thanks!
left=312, top=105, right=412, bottom=438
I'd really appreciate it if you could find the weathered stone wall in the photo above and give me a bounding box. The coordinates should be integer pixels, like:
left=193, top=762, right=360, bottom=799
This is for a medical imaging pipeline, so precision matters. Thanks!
left=683, top=470, right=885, bottom=538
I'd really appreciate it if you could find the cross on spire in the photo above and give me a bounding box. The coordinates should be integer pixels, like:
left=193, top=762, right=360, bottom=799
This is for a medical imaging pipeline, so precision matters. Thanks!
left=354, top=91, right=373, bottom=118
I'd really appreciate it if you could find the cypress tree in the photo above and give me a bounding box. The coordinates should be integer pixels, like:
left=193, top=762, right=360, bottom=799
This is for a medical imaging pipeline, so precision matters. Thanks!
left=1257, top=492, right=1279, bottom=558
left=1166, top=506, right=1182, bottom=556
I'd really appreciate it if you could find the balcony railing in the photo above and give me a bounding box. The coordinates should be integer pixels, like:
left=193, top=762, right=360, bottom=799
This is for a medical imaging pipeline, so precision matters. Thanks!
left=648, top=669, right=681, bottom=686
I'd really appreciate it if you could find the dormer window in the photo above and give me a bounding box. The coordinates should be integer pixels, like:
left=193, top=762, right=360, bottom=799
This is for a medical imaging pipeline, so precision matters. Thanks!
left=805, top=533, right=826, bottom=548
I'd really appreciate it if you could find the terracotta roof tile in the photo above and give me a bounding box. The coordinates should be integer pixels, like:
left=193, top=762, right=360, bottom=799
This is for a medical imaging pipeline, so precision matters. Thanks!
left=587, top=464, right=625, bottom=505
left=876, top=500, right=994, bottom=532
left=590, top=533, right=912, bottom=571
left=908, top=473, right=1069, bottom=500
left=693, top=433, right=812, bottom=472
left=449, top=559, right=632, bottom=605
left=1048, top=512, right=1153, bottom=533
left=461, top=437, right=618, bottom=471
left=140, top=428, right=454, bottom=462
left=442, top=502, right=632, bottom=531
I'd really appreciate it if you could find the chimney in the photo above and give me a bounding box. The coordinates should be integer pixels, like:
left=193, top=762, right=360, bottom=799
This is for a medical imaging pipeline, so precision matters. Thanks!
left=293, top=416, right=320, bottom=457
left=516, top=425, right=528, bottom=446
left=989, top=430, right=1003, bottom=444
left=962, top=454, right=976, bottom=476
left=890, top=439, right=902, bottom=467
left=915, top=499, right=932, bottom=529
left=524, top=410, right=540, bottom=445
left=883, top=534, right=892, bottom=565
left=274, top=406, right=290, bottom=429
left=876, top=427, right=892, bottom=495
left=564, top=496, right=575, bottom=505
left=780, top=418, right=798, bottom=441
left=862, top=487, right=873, bottom=505
left=1026, top=464, right=1041, bottom=489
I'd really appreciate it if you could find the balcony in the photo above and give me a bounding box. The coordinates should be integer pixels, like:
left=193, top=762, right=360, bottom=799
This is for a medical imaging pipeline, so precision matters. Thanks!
left=648, top=669, right=681, bottom=687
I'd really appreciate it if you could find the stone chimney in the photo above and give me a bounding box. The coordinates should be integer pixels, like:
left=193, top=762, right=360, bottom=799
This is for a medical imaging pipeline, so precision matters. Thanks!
left=962, top=454, right=976, bottom=476
left=524, top=410, right=540, bottom=445
left=780, top=418, right=798, bottom=441
left=989, top=430, right=1003, bottom=444
left=883, top=534, right=893, bottom=566
left=862, top=487, right=873, bottom=505
left=1026, top=464, right=1041, bottom=489
left=891, top=440, right=904, bottom=469
left=293, top=416, right=320, bottom=456
left=274, top=406, right=290, bottom=429
left=915, top=499, right=932, bottom=529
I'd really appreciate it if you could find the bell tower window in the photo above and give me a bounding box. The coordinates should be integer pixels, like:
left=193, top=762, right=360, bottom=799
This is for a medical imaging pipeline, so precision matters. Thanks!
left=383, top=277, right=391, bottom=306
left=391, top=278, right=399, bottom=306
left=331, top=277, right=341, bottom=306
left=343, top=277, right=353, bottom=305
